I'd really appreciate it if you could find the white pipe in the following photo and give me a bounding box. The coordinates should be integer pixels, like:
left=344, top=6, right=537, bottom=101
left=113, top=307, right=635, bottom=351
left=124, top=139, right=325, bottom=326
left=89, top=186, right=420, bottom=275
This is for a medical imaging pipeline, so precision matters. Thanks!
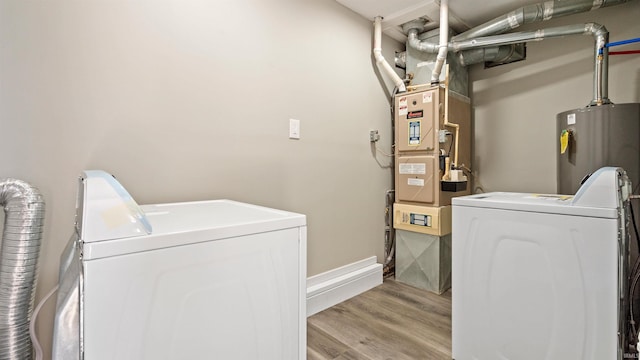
left=373, top=16, right=406, bottom=93
left=30, top=284, right=59, bottom=360
left=431, top=0, right=449, bottom=84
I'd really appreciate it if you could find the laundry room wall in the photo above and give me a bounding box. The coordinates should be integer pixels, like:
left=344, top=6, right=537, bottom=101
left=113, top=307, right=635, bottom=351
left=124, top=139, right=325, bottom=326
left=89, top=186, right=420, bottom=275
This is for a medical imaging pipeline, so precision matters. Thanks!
left=470, top=2, right=640, bottom=194
left=0, top=0, right=402, bottom=357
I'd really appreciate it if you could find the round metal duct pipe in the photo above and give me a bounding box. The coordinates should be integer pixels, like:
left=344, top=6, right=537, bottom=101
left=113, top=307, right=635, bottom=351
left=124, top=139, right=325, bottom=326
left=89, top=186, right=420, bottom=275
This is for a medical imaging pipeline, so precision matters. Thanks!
left=450, top=22, right=610, bottom=105
left=451, top=0, right=634, bottom=42
left=0, top=179, right=45, bottom=360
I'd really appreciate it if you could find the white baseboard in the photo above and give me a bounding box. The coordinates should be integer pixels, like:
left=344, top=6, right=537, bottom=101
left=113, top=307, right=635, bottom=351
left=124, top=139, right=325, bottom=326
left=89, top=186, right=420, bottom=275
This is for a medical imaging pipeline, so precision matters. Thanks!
left=306, top=256, right=383, bottom=317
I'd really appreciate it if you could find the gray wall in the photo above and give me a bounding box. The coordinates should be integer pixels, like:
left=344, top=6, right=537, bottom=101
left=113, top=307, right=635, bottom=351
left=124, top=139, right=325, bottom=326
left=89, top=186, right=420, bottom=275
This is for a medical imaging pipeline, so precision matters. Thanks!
left=0, top=0, right=402, bottom=357
left=470, top=2, right=640, bottom=194
left=4, top=0, right=639, bottom=357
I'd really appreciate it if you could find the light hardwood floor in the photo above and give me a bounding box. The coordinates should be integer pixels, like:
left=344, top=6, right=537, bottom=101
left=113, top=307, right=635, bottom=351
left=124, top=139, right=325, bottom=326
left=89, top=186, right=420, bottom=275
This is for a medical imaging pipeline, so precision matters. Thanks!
left=307, top=278, right=452, bottom=360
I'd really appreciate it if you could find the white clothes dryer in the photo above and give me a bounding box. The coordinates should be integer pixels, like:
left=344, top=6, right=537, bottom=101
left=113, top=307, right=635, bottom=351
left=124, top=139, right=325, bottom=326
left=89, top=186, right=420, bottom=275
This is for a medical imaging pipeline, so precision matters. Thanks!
left=52, top=170, right=307, bottom=360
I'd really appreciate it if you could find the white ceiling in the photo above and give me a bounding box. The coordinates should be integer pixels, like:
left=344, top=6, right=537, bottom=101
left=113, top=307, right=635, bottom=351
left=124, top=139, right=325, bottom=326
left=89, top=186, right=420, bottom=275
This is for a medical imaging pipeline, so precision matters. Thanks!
left=335, top=0, right=544, bottom=41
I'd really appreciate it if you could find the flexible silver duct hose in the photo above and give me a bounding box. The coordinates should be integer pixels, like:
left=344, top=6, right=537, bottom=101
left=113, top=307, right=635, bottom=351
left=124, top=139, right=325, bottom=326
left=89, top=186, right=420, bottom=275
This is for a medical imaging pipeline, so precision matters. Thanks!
left=0, top=179, right=45, bottom=360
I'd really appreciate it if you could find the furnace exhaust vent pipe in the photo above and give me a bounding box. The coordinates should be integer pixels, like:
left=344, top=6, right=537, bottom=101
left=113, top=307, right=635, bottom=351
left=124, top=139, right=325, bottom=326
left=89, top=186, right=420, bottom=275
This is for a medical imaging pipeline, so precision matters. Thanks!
left=374, top=16, right=406, bottom=93
left=431, top=0, right=449, bottom=84
left=402, top=0, right=450, bottom=84
left=0, top=179, right=45, bottom=360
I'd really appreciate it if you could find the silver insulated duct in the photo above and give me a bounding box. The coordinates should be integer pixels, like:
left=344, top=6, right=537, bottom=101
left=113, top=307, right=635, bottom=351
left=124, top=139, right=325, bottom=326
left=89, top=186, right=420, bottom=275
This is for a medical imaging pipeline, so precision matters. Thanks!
left=403, top=0, right=633, bottom=101
left=451, top=0, right=634, bottom=42
left=0, top=179, right=45, bottom=359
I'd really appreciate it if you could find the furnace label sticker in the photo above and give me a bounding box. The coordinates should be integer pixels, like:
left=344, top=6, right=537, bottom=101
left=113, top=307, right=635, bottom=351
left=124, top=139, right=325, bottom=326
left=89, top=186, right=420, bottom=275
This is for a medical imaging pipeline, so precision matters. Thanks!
left=399, top=163, right=426, bottom=175
left=398, top=97, right=408, bottom=116
left=423, top=92, right=433, bottom=103
left=407, top=178, right=425, bottom=187
left=409, top=121, right=420, bottom=145
left=567, top=113, right=576, bottom=125
left=407, top=110, right=423, bottom=119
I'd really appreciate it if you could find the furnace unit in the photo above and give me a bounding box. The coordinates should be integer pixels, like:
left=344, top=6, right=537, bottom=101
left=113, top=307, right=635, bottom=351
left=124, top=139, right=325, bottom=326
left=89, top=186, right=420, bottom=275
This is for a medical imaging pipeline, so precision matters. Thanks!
left=393, top=85, right=471, bottom=294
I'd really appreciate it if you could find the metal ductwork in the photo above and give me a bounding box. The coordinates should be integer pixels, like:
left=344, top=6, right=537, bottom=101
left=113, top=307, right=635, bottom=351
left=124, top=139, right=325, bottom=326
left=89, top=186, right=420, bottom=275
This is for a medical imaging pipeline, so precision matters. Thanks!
left=450, top=22, right=610, bottom=106
left=404, top=19, right=437, bottom=53
left=403, top=0, right=621, bottom=85
left=0, top=179, right=45, bottom=360
left=402, top=0, right=626, bottom=105
left=450, top=23, right=606, bottom=51
left=403, top=20, right=469, bottom=94
left=456, top=45, right=520, bottom=67
left=451, top=0, right=633, bottom=41
left=406, top=0, right=630, bottom=54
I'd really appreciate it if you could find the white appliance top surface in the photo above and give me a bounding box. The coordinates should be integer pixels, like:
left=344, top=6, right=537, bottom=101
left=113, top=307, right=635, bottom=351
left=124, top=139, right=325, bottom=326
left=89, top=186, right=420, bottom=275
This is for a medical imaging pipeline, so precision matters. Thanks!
left=82, top=199, right=306, bottom=260
left=141, top=200, right=304, bottom=233
left=452, top=192, right=618, bottom=219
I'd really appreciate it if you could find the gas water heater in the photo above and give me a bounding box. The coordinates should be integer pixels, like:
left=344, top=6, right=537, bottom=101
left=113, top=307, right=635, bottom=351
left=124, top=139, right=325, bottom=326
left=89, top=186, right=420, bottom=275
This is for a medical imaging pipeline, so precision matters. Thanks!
left=557, top=103, right=640, bottom=194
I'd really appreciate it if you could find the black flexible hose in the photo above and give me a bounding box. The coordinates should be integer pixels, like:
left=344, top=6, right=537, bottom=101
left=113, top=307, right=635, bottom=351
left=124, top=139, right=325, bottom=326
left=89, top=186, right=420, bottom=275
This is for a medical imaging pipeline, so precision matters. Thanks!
left=628, top=204, right=640, bottom=284
left=631, top=204, right=640, bottom=253
left=630, top=265, right=640, bottom=344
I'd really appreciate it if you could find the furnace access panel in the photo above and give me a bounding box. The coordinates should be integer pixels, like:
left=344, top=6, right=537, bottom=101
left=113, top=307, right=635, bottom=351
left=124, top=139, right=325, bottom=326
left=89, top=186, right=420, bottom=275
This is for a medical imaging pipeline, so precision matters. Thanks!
left=394, top=86, right=471, bottom=207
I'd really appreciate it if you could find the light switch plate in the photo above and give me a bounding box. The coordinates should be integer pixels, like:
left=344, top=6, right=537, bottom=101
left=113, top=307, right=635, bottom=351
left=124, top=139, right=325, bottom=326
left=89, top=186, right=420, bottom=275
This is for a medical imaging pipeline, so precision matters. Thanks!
left=289, top=119, right=300, bottom=139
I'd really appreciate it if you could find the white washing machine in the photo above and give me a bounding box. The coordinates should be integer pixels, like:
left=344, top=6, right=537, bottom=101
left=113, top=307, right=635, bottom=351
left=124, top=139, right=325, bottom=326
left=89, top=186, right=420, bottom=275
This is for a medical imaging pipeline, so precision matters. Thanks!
left=452, top=167, right=631, bottom=360
left=52, top=170, right=307, bottom=360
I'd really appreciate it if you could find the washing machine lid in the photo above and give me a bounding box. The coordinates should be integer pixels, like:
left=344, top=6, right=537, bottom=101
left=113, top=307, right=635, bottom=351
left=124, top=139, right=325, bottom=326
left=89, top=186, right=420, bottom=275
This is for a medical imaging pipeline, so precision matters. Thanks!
left=82, top=199, right=306, bottom=260
left=452, top=167, right=626, bottom=219
left=76, top=170, right=305, bottom=260
left=78, top=170, right=153, bottom=243
left=452, top=192, right=616, bottom=218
